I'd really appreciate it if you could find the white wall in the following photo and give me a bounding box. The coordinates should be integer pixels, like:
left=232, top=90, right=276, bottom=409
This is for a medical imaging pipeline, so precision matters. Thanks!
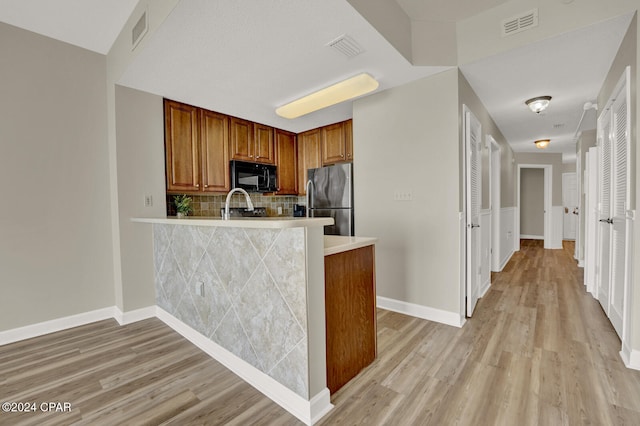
left=353, top=69, right=461, bottom=318
left=0, top=23, right=115, bottom=330
left=115, top=86, right=166, bottom=310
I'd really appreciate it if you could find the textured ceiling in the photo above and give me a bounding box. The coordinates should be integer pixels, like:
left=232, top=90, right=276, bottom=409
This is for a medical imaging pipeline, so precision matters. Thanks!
left=395, top=0, right=510, bottom=22
left=118, top=0, right=450, bottom=133
left=459, top=12, right=633, bottom=161
left=0, top=0, right=632, bottom=161
left=0, top=0, right=138, bottom=54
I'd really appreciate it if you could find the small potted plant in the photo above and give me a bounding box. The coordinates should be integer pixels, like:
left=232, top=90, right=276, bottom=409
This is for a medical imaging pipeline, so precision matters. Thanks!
left=173, top=194, right=193, bottom=218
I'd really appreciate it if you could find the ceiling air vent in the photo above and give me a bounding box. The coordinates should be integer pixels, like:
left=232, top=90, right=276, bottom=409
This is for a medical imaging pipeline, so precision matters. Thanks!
left=132, top=10, right=148, bottom=50
left=501, top=9, right=538, bottom=37
left=327, top=35, right=364, bottom=59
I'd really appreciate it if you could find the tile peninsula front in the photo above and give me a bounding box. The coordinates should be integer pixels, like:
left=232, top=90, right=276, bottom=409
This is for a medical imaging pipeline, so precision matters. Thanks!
left=132, top=216, right=333, bottom=424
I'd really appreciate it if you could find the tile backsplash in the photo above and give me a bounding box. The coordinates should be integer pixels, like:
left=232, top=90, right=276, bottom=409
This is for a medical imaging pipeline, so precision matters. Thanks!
left=166, top=194, right=306, bottom=217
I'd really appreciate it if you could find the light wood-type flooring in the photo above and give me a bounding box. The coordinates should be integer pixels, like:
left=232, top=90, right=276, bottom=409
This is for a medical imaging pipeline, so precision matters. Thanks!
left=2, top=240, right=640, bottom=425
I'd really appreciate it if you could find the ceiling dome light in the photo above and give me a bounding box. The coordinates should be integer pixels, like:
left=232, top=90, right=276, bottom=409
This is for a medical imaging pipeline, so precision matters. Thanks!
left=534, top=139, right=550, bottom=149
left=525, top=96, right=552, bottom=114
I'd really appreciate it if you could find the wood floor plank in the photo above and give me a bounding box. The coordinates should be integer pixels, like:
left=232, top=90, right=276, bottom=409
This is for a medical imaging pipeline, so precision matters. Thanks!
left=2, top=240, right=640, bottom=425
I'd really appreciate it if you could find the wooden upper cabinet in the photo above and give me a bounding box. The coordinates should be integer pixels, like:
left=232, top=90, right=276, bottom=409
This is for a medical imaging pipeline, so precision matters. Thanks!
left=229, top=117, right=253, bottom=162
left=165, top=100, right=200, bottom=192
left=200, top=110, right=230, bottom=193
left=229, top=118, right=275, bottom=164
left=322, top=120, right=353, bottom=165
left=254, top=123, right=275, bottom=164
left=164, top=99, right=231, bottom=194
left=297, top=128, right=322, bottom=195
left=275, top=129, right=297, bottom=195
left=344, top=119, right=353, bottom=161
left=322, top=122, right=347, bottom=164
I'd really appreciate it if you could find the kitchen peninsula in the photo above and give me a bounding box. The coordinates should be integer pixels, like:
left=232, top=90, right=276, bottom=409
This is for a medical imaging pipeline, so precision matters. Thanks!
left=132, top=216, right=377, bottom=425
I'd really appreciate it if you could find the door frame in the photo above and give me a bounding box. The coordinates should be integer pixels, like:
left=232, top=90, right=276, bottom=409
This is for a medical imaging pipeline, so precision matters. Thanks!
left=562, top=171, right=578, bottom=241
left=487, top=136, right=501, bottom=272
left=516, top=164, right=552, bottom=250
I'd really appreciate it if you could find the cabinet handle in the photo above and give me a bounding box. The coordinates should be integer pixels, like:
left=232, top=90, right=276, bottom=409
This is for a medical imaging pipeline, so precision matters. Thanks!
left=341, top=154, right=344, bottom=158
left=195, top=184, right=200, bottom=188
left=204, top=184, right=208, bottom=188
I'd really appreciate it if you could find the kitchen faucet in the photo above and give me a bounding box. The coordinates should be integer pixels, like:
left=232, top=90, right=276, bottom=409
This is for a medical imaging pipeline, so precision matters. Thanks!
left=223, top=188, right=254, bottom=220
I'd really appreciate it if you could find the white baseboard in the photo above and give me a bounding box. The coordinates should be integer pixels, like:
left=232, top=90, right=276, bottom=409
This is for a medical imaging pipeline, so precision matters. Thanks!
left=0, top=306, right=116, bottom=346
left=377, top=296, right=463, bottom=328
left=520, top=234, right=544, bottom=240
left=156, top=307, right=332, bottom=425
left=499, top=250, right=513, bottom=271
left=620, top=344, right=640, bottom=371
left=479, top=278, right=491, bottom=298
left=1, top=306, right=333, bottom=425
left=114, top=306, right=157, bottom=325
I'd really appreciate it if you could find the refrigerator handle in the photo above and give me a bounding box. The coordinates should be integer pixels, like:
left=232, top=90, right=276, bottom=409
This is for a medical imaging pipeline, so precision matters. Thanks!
left=305, top=179, right=313, bottom=217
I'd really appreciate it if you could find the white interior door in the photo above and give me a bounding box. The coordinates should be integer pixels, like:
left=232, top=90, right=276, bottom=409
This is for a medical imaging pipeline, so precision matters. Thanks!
left=464, top=106, right=482, bottom=317
left=608, top=81, right=630, bottom=338
left=584, top=147, right=599, bottom=296
left=596, top=110, right=612, bottom=315
left=562, top=173, right=578, bottom=240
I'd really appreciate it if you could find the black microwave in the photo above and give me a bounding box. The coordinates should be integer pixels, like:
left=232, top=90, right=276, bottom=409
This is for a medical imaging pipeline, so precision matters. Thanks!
left=230, top=160, right=278, bottom=192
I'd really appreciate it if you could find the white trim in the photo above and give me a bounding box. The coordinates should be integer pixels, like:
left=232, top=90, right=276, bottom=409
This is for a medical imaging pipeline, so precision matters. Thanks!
left=113, top=306, right=156, bottom=325
left=620, top=347, right=640, bottom=371
left=155, top=307, right=332, bottom=425
left=520, top=234, right=544, bottom=240
left=1, top=306, right=333, bottom=424
left=499, top=251, right=513, bottom=271
left=377, top=296, right=465, bottom=328
left=516, top=164, right=553, bottom=250
left=0, top=307, right=116, bottom=345
left=488, top=137, right=502, bottom=273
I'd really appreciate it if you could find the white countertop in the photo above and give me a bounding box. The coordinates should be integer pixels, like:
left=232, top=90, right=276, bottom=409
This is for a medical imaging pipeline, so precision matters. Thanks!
left=323, top=235, right=377, bottom=256
left=131, top=216, right=334, bottom=229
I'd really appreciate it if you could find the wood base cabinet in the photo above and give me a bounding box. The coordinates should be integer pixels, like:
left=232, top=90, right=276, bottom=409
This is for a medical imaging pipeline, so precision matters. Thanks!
left=324, top=245, right=377, bottom=394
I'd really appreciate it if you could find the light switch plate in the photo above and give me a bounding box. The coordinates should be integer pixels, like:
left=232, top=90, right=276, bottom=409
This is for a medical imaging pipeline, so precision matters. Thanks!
left=144, top=194, right=153, bottom=207
left=394, top=190, right=413, bottom=201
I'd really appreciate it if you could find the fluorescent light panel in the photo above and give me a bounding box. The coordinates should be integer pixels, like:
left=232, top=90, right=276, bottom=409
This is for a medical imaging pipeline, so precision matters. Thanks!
left=276, top=73, right=379, bottom=119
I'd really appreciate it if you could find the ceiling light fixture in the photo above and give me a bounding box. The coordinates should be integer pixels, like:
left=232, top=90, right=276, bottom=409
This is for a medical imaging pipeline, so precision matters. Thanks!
left=525, top=96, right=552, bottom=114
left=276, top=73, right=379, bottom=119
left=534, top=139, right=550, bottom=149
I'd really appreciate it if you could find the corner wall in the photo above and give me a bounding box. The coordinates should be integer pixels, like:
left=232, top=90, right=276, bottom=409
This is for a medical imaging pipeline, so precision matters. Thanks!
left=115, top=86, right=166, bottom=310
left=352, top=69, right=461, bottom=319
left=0, top=23, right=114, bottom=330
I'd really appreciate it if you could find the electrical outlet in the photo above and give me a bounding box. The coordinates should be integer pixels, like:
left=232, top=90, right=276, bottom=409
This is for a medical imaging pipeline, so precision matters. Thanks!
left=394, top=190, right=413, bottom=201
left=144, top=194, right=153, bottom=207
left=195, top=282, right=204, bottom=297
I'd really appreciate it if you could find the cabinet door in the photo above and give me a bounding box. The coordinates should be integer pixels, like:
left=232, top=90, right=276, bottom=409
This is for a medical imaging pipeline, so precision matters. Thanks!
left=275, top=129, right=297, bottom=195
left=344, top=119, right=353, bottom=161
left=254, top=123, right=275, bottom=164
left=297, top=128, right=322, bottom=195
left=229, top=117, right=254, bottom=161
left=165, top=100, right=200, bottom=192
left=322, top=122, right=346, bottom=165
left=325, top=245, right=376, bottom=393
left=200, top=110, right=230, bottom=193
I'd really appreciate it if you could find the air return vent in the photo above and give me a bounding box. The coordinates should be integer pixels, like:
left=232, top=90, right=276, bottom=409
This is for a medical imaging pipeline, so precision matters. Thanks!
left=327, top=34, right=364, bottom=58
left=132, top=10, right=148, bottom=50
left=501, top=9, right=538, bottom=37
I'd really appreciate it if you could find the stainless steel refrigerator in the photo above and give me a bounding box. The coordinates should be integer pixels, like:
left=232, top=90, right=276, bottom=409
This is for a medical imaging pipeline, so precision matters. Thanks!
left=307, top=163, right=354, bottom=236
